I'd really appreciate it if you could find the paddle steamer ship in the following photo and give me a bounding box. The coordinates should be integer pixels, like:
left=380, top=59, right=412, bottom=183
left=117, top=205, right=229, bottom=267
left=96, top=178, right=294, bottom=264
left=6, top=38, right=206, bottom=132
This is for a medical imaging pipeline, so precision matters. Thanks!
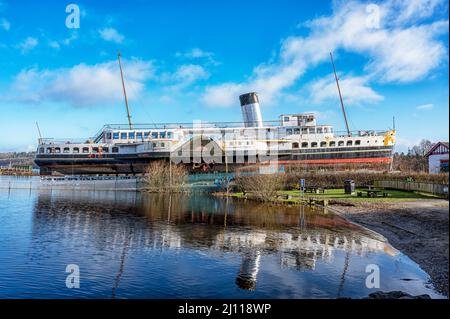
left=35, top=54, right=395, bottom=175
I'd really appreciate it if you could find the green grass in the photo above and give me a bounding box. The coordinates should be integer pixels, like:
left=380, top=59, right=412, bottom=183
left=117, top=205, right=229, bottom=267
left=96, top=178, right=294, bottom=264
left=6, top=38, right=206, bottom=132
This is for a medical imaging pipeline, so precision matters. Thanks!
left=278, top=188, right=440, bottom=202
left=224, top=188, right=441, bottom=205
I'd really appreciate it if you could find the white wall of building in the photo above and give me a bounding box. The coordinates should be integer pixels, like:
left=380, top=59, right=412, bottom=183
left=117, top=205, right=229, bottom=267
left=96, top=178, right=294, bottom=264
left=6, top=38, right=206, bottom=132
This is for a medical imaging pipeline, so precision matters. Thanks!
left=428, top=153, right=449, bottom=174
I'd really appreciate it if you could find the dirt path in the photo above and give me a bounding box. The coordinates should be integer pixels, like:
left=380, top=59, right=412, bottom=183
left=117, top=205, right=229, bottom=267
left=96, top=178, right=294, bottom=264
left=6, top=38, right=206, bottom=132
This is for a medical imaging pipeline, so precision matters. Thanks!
left=334, top=199, right=449, bottom=296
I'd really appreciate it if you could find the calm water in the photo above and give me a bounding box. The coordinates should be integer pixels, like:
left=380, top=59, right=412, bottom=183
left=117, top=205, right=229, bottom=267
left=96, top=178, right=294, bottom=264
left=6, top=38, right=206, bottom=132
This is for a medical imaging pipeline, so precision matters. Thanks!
left=0, top=180, right=444, bottom=298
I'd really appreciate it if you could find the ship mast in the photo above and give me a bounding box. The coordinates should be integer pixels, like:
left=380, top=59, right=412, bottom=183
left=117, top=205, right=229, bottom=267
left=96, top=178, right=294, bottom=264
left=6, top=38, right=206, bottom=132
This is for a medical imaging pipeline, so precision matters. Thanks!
left=117, top=51, right=132, bottom=130
left=330, top=52, right=350, bottom=137
left=35, top=122, right=42, bottom=140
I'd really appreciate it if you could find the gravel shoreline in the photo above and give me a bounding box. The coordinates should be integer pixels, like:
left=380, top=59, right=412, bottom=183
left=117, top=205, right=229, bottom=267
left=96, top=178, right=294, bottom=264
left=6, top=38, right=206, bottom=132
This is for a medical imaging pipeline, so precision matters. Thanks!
left=334, top=199, right=449, bottom=297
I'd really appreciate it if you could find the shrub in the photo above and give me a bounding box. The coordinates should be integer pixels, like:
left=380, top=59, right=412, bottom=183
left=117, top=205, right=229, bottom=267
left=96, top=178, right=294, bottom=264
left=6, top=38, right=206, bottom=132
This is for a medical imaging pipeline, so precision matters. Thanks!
left=142, top=161, right=188, bottom=193
left=235, top=173, right=286, bottom=202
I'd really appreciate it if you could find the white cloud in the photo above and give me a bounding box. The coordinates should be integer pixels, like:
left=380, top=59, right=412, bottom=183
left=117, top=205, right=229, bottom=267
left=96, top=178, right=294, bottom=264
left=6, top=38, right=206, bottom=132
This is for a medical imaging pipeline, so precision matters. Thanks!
left=177, top=48, right=213, bottom=59
left=395, top=136, right=418, bottom=152
left=416, top=103, right=434, bottom=110
left=202, top=0, right=448, bottom=107
left=172, top=64, right=209, bottom=84
left=387, top=0, right=445, bottom=25
left=62, top=32, right=78, bottom=45
left=308, top=74, right=384, bottom=105
left=99, top=27, right=124, bottom=44
left=48, top=41, right=60, bottom=50
left=48, top=31, right=78, bottom=50
left=16, top=37, right=38, bottom=53
left=176, top=48, right=219, bottom=66
left=161, top=64, right=210, bottom=91
left=0, top=18, right=10, bottom=31
left=202, top=83, right=245, bottom=107
left=47, top=32, right=78, bottom=50
left=8, top=59, right=154, bottom=106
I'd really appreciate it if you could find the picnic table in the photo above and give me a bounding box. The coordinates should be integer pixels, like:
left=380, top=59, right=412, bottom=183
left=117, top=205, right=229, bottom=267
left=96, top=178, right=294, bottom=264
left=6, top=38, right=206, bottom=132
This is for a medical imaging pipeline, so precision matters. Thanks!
left=304, top=186, right=325, bottom=194
left=357, top=188, right=389, bottom=198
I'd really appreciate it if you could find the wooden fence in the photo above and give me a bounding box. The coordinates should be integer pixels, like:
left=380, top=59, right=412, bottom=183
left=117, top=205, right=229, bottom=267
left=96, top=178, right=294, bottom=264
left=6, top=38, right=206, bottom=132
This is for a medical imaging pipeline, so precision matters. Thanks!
left=374, top=180, right=449, bottom=197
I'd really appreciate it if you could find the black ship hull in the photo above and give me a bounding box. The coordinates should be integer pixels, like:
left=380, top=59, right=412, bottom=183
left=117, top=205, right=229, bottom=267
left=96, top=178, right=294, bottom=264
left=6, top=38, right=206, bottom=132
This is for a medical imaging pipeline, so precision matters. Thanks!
left=35, top=146, right=394, bottom=175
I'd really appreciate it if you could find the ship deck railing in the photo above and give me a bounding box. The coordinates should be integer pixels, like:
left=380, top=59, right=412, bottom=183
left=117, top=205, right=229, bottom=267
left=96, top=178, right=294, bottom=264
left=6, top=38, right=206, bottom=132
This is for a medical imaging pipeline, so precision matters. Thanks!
left=38, top=127, right=390, bottom=146
left=40, top=175, right=139, bottom=182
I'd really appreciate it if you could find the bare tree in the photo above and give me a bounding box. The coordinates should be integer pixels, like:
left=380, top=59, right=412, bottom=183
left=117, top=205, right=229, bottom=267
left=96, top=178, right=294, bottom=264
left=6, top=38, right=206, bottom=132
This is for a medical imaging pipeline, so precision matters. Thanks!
left=235, top=173, right=286, bottom=202
left=410, top=139, right=433, bottom=157
left=142, top=161, right=188, bottom=193
left=392, top=139, right=433, bottom=172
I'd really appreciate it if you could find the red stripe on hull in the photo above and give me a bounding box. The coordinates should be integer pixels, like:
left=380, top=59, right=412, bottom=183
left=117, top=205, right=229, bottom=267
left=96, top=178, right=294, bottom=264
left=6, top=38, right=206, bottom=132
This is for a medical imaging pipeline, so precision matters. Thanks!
left=271, top=157, right=392, bottom=165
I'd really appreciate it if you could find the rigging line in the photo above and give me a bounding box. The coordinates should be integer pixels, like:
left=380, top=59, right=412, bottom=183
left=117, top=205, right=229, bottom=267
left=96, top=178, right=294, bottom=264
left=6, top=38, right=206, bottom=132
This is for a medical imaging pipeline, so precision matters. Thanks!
left=117, top=51, right=133, bottom=130
left=133, top=96, right=157, bottom=128
left=336, top=250, right=351, bottom=298
left=330, top=52, right=351, bottom=137
left=111, top=228, right=132, bottom=299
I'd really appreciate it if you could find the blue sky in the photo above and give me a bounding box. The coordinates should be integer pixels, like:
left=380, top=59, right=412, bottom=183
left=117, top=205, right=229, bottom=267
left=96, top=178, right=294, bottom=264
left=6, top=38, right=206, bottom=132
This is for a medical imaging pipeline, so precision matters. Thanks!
left=0, top=0, right=448, bottom=152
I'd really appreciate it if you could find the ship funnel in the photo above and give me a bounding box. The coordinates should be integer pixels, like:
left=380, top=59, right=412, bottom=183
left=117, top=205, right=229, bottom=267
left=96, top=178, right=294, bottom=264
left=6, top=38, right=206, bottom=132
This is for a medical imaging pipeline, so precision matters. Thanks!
left=239, top=92, right=263, bottom=128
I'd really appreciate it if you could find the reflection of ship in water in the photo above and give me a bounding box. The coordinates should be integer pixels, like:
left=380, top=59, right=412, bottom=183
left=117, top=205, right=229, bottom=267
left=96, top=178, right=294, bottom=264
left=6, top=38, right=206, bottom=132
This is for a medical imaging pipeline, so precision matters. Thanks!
left=236, top=250, right=261, bottom=291
left=31, top=191, right=396, bottom=292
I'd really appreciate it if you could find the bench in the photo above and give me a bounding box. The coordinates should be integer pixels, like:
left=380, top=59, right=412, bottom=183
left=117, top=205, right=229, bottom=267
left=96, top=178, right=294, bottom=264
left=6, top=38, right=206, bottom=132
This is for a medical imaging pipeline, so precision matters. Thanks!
left=360, top=189, right=389, bottom=198
left=305, top=187, right=325, bottom=194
